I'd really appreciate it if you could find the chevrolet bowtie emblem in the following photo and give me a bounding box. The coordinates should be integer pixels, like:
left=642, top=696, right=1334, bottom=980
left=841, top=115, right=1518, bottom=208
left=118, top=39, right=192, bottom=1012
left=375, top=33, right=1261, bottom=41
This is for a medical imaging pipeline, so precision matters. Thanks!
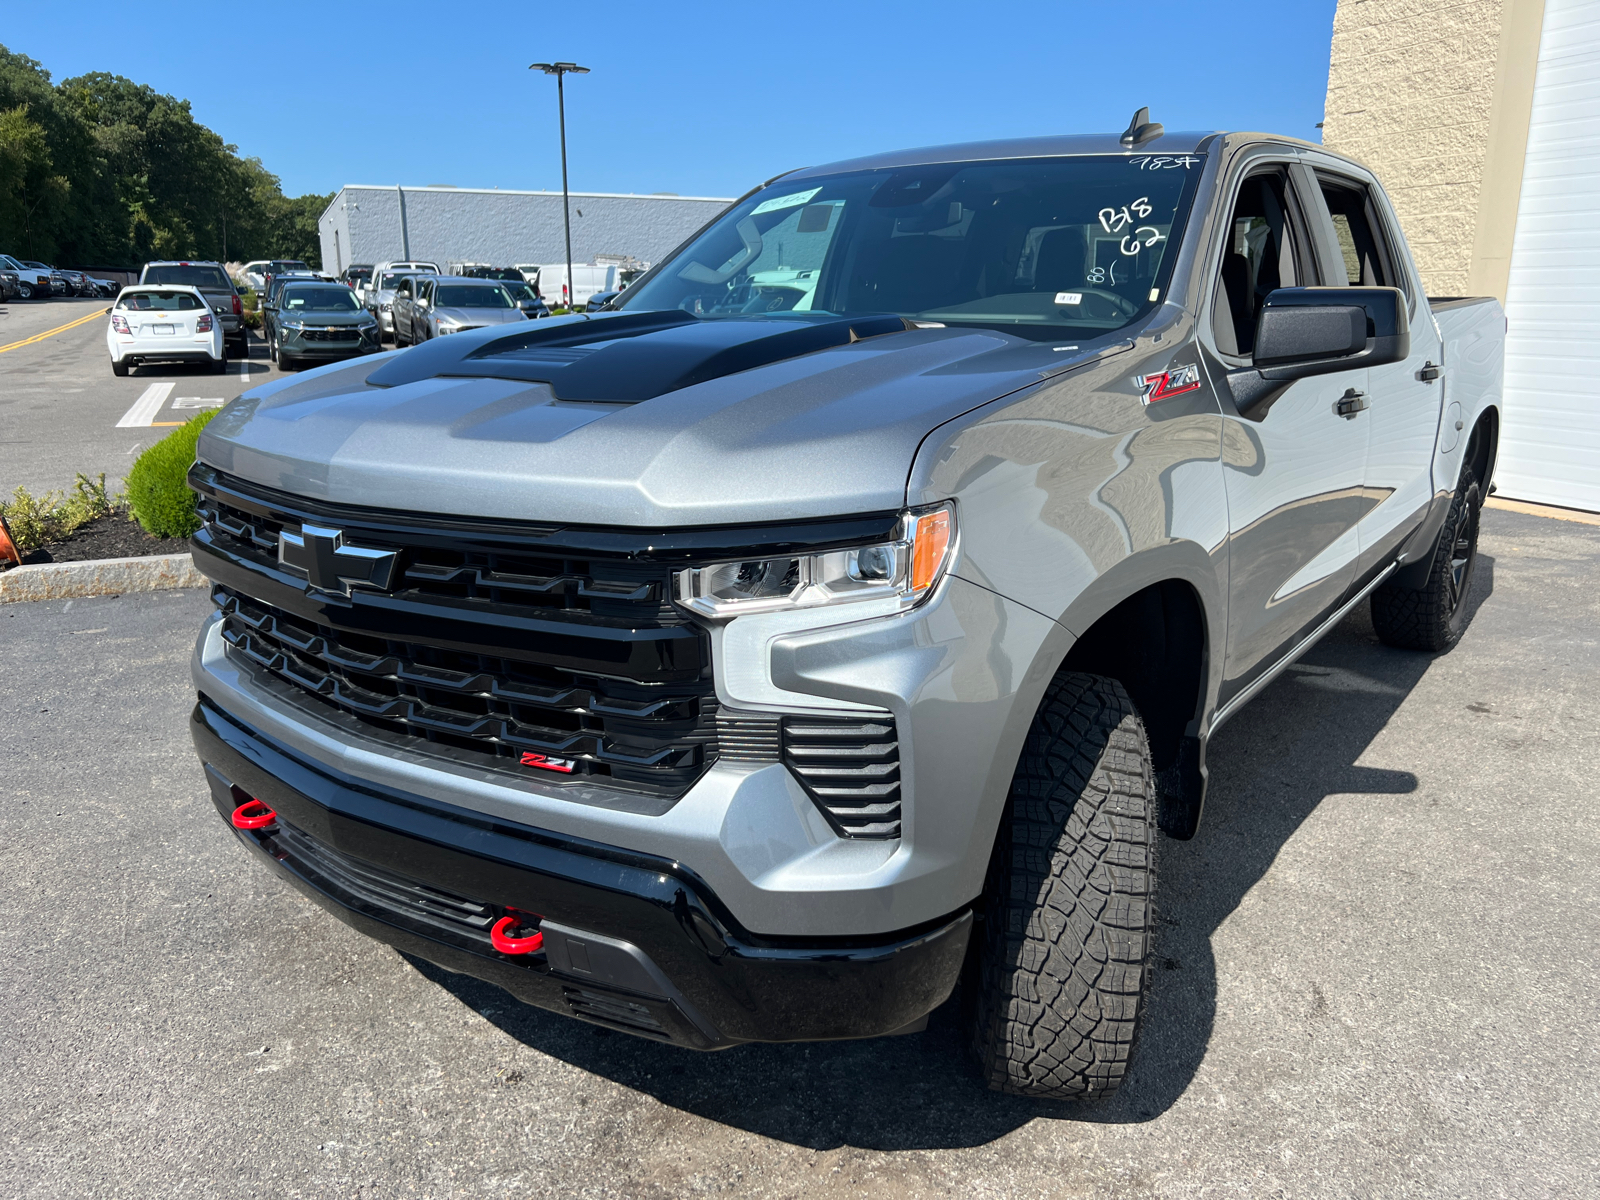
left=278, top=524, right=398, bottom=596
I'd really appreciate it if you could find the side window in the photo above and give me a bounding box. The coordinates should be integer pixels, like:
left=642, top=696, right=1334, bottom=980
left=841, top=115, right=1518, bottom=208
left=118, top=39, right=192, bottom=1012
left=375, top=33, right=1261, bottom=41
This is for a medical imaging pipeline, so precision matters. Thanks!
left=1316, top=176, right=1396, bottom=290
left=1211, top=169, right=1308, bottom=357
left=396, top=279, right=411, bottom=298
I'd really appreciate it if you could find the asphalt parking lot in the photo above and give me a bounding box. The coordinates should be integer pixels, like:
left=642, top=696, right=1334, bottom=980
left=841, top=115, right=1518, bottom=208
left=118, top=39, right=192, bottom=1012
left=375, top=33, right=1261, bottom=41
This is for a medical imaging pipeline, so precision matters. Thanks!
left=0, top=295, right=284, bottom=497
left=3, top=504, right=1596, bottom=1198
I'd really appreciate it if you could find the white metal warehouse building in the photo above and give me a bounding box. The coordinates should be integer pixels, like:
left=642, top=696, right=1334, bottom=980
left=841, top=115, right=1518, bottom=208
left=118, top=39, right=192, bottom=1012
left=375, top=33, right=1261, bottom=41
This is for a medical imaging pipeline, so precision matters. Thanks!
left=1325, top=0, right=1600, bottom=513
left=317, top=185, right=734, bottom=281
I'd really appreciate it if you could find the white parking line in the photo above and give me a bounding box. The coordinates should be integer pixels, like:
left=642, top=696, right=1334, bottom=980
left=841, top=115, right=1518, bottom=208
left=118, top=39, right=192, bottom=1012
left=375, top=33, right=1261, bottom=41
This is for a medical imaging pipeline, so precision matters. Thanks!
left=115, top=382, right=175, bottom=428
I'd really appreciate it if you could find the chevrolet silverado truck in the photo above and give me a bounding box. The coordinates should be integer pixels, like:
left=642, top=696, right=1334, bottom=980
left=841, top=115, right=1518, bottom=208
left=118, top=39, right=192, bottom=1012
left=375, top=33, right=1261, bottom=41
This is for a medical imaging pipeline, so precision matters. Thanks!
left=185, top=116, right=1503, bottom=1100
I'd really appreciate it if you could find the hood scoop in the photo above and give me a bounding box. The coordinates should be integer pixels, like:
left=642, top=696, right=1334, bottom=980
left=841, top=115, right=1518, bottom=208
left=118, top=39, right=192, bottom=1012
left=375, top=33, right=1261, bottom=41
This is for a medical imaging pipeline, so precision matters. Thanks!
left=365, top=310, right=912, bottom=403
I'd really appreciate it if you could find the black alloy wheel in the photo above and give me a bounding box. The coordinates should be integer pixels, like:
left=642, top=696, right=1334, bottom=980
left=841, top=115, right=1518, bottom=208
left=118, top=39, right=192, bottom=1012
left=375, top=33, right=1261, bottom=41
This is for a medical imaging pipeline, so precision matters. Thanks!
left=1371, top=478, right=1483, bottom=652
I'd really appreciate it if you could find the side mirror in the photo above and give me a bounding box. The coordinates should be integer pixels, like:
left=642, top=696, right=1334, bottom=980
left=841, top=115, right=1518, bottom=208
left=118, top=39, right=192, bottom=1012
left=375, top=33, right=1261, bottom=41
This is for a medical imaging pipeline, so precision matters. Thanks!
left=1228, top=286, right=1408, bottom=417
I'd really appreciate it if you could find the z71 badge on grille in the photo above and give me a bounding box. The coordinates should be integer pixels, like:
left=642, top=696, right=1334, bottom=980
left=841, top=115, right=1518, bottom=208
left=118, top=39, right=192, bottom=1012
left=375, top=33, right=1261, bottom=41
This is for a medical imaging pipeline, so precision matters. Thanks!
left=278, top=524, right=398, bottom=596
left=1135, top=363, right=1202, bottom=404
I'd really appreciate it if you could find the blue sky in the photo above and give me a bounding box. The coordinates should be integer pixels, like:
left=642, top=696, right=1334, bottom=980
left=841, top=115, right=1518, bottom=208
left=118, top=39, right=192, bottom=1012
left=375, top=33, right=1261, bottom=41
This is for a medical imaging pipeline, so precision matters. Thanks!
left=6, top=1, right=1338, bottom=199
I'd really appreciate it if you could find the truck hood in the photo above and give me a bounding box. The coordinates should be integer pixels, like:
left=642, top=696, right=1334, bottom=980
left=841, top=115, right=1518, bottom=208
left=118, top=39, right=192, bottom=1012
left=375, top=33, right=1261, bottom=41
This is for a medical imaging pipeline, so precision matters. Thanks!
left=198, top=310, right=1108, bottom=527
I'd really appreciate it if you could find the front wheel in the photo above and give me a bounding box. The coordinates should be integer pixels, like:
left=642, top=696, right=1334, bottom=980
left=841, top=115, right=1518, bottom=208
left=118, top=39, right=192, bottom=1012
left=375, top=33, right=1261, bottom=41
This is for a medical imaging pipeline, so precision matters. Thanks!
left=969, top=672, right=1158, bottom=1100
left=1371, top=479, right=1482, bottom=652
left=17, top=282, right=33, bottom=300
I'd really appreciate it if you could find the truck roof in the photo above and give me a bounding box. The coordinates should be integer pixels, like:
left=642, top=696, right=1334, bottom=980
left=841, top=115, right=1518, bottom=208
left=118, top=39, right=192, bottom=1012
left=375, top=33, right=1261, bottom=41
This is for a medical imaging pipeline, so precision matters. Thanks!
left=787, top=131, right=1222, bottom=180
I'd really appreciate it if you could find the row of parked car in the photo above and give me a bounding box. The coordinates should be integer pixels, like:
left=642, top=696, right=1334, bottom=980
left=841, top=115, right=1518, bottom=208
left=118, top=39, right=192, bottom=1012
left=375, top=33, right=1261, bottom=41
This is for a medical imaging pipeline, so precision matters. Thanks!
left=0, top=254, right=121, bottom=300
left=97, top=253, right=639, bottom=377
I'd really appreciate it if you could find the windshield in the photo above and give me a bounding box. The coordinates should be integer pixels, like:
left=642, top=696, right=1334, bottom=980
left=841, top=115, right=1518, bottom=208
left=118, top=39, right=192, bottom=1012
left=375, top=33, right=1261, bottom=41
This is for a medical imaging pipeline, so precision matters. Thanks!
left=144, top=265, right=232, bottom=290
left=119, top=291, right=202, bottom=311
left=271, top=260, right=309, bottom=272
left=281, top=286, right=362, bottom=312
left=503, top=282, right=537, bottom=302
left=435, top=285, right=514, bottom=309
left=378, top=272, right=416, bottom=289
left=620, top=154, right=1204, bottom=339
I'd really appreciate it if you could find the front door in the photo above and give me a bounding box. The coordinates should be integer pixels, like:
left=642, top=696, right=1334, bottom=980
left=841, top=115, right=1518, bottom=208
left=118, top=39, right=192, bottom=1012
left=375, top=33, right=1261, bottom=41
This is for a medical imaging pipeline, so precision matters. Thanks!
left=1209, top=163, right=1373, bottom=708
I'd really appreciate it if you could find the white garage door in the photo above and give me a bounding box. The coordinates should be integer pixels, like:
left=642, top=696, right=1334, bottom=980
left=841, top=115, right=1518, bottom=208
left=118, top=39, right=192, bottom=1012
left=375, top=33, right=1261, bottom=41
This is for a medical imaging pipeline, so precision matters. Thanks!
left=1499, top=0, right=1600, bottom=512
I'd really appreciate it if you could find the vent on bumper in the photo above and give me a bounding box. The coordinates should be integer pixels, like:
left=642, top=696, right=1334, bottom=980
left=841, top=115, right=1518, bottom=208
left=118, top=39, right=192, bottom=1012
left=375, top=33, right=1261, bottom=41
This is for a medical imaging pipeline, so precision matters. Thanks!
left=782, top=716, right=902, bottom=839
left=268, top=817, right=498, bottom=948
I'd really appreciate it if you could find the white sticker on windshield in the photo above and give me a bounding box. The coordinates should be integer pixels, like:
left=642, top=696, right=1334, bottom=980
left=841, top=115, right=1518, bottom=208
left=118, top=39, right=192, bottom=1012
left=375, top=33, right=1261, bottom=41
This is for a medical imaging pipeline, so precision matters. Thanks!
left=751, top=187, right=822, bottom=215
left=1054, top=292, right=1083, bottom=306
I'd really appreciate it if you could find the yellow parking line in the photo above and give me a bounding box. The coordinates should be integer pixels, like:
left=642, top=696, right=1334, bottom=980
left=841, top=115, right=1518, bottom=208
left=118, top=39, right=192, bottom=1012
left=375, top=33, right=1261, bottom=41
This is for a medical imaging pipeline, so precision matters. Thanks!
left=0, top=306, right=112, bottom=353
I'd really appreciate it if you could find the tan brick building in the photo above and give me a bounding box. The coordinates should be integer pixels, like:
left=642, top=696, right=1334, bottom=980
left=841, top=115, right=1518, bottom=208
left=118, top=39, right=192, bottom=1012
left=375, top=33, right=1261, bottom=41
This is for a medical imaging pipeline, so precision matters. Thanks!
left=1324, top=0, right=1600, bottom=511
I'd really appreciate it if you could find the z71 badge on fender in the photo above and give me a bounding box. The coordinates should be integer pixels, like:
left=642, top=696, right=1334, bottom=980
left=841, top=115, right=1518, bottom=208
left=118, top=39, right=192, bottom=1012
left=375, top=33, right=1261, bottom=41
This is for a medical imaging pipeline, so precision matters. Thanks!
left=1135, top=363, right=1202, bottom=404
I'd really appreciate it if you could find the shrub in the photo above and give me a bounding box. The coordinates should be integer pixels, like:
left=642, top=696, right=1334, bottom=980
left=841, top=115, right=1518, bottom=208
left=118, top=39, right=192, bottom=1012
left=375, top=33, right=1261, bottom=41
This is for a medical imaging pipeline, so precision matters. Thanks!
left=125, top=410, right=217, bottom=538
left=1, top=473, right=117, bottom=551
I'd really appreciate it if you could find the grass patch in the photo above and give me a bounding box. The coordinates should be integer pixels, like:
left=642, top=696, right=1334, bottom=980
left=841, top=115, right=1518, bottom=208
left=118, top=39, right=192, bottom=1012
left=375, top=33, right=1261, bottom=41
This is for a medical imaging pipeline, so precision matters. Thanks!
left=0, top=474, right=118, bottom=552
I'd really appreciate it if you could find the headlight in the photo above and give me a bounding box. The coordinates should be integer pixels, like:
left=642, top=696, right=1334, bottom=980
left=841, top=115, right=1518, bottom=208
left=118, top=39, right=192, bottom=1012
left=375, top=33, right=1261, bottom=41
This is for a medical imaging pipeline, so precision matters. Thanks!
left=279, top=320, right=302, bottom=332
left=674, top=503, right=954, bottom=619
left=380, top=302, right=392, bottom=311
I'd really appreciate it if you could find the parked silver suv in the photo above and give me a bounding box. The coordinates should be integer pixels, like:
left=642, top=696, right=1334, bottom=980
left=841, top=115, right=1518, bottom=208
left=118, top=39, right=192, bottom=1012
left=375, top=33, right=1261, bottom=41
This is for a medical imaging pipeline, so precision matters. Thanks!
left=187, top=121, right=1503, bottom=1099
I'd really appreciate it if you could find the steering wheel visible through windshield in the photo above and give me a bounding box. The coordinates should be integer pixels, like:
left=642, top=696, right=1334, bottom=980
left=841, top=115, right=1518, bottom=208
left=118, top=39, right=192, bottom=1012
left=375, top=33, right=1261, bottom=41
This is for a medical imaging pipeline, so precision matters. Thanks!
left=618, top=154, right=1204, bottom=340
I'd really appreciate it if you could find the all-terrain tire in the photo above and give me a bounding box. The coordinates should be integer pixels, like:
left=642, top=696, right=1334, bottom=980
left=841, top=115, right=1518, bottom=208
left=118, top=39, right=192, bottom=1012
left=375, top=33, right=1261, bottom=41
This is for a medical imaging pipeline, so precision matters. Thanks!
left=1371, top=479, right=1482, bottom=652
left=969, top=672, right=1158, bottom=1101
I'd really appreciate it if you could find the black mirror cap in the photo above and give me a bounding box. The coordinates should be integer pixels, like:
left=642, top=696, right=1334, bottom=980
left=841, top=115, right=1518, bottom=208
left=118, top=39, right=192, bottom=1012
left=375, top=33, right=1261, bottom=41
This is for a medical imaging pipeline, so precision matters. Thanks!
left=1254, top=286, right=1409, bottom=380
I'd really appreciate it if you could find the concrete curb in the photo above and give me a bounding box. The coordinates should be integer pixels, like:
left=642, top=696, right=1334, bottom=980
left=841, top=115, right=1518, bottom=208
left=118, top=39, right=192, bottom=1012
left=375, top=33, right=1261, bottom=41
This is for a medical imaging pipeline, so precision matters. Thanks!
left=0, top=553, right=205, bottom=603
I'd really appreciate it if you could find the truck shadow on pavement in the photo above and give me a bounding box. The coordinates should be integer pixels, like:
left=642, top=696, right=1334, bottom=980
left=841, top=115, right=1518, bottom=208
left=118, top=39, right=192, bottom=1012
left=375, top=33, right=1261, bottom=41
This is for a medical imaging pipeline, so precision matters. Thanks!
left=409, top=559, right=1496, bottom=1151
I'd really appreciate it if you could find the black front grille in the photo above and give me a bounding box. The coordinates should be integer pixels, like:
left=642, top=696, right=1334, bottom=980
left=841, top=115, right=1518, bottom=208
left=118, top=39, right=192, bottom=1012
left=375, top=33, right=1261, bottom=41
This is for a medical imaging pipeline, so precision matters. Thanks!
left=216, top=587, right=716, bottom=793
left=269, top=817, right=498, bottom=947
left=196, top=493, right=678, bottom=623
left=782, top=716, right=902, bottom=838
left=302, top=328, right=360, bottom=342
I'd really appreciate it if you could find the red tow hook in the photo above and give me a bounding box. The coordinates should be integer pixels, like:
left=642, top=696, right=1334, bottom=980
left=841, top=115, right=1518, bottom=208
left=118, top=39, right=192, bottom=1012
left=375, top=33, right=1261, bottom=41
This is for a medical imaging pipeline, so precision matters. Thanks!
left=490, top=913, right=544, bottom=955
left=231, top=798, right=278, bottom=830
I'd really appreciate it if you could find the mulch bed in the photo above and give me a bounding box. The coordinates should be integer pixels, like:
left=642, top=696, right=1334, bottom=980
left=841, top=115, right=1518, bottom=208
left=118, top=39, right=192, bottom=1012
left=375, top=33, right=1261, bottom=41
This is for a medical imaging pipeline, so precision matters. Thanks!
left=2, top=511, right=192, bottom=571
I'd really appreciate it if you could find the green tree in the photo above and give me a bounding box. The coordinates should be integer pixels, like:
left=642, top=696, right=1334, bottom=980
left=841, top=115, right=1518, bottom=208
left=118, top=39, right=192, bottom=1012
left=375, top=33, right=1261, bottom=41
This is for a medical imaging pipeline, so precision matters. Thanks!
left=0, top=42, right=332, bottom=268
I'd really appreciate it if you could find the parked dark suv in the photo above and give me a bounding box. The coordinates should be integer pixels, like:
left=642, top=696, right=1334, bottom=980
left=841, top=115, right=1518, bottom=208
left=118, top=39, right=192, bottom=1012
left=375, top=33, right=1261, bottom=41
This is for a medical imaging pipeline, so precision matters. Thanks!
left=140, top=261, right=248, bottom=356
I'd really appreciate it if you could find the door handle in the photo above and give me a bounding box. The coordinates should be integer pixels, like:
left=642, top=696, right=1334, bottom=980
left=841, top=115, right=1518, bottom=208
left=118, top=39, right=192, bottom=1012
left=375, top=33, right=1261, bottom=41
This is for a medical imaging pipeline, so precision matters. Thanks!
left=1418, top=361, right=1441, bottom=382
left=1335, top=389, right=1368, bottom=419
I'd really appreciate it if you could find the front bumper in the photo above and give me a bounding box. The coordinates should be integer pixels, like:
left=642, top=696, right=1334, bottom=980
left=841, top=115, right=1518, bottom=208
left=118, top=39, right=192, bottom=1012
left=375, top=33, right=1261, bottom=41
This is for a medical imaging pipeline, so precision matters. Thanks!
left=278, top=328, right=383, bottom=358
left=192, top=696, right=970, bottom=1049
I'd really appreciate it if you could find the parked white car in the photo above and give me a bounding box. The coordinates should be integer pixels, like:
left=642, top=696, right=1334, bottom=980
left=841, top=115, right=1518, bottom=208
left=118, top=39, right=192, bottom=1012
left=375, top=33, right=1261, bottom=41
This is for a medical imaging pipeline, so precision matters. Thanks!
left=107, top=285, right=226, bottom=376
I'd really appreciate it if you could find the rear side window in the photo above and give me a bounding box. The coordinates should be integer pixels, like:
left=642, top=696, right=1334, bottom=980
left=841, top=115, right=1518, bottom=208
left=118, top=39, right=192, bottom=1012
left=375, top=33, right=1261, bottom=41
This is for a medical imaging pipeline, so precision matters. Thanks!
left=1316, top=176, right=1399, bottom=290
left=120, top=291, right=202, bottom=311
left=143, top=265, right=231, bottom=290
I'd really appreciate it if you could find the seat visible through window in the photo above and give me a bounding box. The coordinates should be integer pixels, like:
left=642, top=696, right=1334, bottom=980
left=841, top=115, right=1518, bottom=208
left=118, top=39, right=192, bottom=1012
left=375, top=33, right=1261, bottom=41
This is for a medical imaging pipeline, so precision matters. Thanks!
left=1213, top=172, right=1301, bottom=357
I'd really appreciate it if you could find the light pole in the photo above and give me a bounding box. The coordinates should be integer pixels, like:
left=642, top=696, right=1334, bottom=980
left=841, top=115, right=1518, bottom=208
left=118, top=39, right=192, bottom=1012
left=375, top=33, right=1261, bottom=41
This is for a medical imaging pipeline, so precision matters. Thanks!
left=529, top=61, right=590, bottom=311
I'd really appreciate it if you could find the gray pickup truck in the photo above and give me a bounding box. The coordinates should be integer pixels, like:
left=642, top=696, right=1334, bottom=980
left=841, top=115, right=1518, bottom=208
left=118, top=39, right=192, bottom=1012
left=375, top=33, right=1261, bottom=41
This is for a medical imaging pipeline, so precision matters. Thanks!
left=185, top=117, right=1503, bottom=1100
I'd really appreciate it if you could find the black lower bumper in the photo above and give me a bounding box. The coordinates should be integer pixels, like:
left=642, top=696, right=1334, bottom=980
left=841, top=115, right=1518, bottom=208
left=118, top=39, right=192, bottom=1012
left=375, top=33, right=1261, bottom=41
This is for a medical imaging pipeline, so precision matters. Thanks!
left=190, top=696, right=970, bottom=1049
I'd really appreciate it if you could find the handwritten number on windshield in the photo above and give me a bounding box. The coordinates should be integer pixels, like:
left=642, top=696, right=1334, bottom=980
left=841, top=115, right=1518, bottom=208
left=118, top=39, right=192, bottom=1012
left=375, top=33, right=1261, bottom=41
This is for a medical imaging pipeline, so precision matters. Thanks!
left=1129, top=155, right=1200, bottom=170
left=1120, top=226, right=1166, bottom=256
left=1098, top=198, right=1154, bottom=234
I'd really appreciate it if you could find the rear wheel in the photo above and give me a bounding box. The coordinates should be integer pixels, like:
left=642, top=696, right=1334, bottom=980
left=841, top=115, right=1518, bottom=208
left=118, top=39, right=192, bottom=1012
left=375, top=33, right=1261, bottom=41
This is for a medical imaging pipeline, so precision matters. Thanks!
left=1371, top=478, right=1482, bottom=652
left=111, top=357, right=129, bottom=377
left=969, top=672, right=1159, bottom=1100
left=211, top=353, right=228, bottom=375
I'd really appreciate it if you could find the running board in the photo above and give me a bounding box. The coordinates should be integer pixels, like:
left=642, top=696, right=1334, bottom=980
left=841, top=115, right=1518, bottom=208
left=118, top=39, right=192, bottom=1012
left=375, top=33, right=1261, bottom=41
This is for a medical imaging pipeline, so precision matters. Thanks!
left=1210, top=562, right=1398, bottom=734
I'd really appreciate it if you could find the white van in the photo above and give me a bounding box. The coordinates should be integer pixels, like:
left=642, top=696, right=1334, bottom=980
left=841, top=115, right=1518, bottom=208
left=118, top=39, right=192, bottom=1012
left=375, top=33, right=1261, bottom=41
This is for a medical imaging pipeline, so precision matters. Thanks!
left=526, top=263, right=618, bottom=309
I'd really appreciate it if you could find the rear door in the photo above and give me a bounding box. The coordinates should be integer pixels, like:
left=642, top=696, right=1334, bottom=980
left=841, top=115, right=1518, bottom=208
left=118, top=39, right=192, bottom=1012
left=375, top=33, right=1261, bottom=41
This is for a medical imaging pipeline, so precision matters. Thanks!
left=1207, top=154, right=1373, bottom=708
left=1303, top=167, right=1446, bottom=579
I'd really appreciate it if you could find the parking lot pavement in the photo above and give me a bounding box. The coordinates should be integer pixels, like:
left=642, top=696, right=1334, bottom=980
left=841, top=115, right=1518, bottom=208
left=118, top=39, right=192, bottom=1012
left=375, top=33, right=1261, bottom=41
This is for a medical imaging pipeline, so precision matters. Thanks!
left=2, top=506, right=1596, bottom=1199
left=0, top=295, right=284, bottom=498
